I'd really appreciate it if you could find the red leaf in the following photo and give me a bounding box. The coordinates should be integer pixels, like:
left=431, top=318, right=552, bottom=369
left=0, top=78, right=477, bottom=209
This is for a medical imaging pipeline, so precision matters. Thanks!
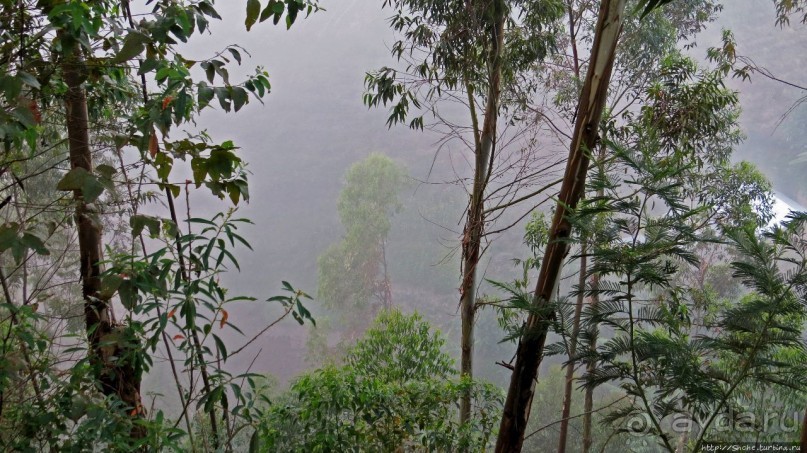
left=167, top=308, right=176, bottom=319
left=162, top=96, right=173, bottom=110
left=219, top=309, right=229, bottom=329
left=28, top=99, right=41, bottom=124
left=173, top=334, right=185, bottom=341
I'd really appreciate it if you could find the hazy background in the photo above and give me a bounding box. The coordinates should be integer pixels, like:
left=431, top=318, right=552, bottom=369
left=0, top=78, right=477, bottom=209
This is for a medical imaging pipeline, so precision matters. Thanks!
left=143, top=0, right=807, bottom=397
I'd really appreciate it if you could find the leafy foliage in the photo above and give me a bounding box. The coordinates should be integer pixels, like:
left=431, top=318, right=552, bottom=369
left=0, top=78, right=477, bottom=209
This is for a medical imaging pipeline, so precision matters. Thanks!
left=0, top=0, right=319, bottom=450
left=560, top=59, right=805, bottom=451
left=259, top=310, right=503, bottom=451
left=364, top=0, right=564, bottom=128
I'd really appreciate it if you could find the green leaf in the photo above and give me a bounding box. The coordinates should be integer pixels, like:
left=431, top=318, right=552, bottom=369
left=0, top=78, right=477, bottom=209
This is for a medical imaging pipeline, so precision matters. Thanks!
left=100, top=274, right=124, bottom=299
left=56, top=167, right=105, bottom=203
left=95, top=164, right=117, bottom=180
left=191, top=157, right=208, bottom=185
left=198, top=1, right=222, bottom=19
left=249, top=430, right=261, bottom=453
left=198, top=82, right=214, bottom=109
left=201, top=61, right=216, bottom=84
left=112, top=31, right=150, bottom=63
left=137, top=58, right=160, bottom=75
left=228, top=48, right=242, bottom=64
left=286, top=1, right=299, bottom=28
left=17, top=71, right=40, bottom=89
left=56, top=167, right=91, bottom=191
left=246, top=0, right=261, bottom=31
left=213, top=334, right=228, bottom=361
left=82, top=177, right=105, bottom=203
left=228, top=184, right=241, bottom=205
left=20, top=233, right=49, bottom=257
left=0, top=224, right=18, bottom=252
left=214, top=87, right=231, bottom=112
left=131, top=214, right=162, bottom=238
left=259, top=1, right=276, bottom=22
left=118, top=280, right=138, bottom=310
left=636, top=0, right=675, bottom=19
left=167, top=183, right=181, bottom=198
left=162, top=219, right=179, bottom=238
left=232, top=87, right=248, bottom=112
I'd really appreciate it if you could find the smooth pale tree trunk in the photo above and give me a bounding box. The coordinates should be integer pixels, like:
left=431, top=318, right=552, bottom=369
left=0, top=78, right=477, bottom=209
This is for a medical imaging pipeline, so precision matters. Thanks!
left=459, top=0, right=506, bottom=426
left=557, top=242, right=586, bottom=453
left=63, top=45, right=145, bottom=428
left=582, top=272, right=599, bottom=453
left=495, top=1, right=626, bottom=450
left=583, top=143, right=605, bottom=452
left=381, top=239, right=392, bottom=309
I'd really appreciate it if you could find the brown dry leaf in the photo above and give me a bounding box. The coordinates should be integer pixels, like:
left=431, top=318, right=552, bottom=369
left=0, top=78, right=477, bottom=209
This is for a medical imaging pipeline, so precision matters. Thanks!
left=149, top=130, right=159, bottom=158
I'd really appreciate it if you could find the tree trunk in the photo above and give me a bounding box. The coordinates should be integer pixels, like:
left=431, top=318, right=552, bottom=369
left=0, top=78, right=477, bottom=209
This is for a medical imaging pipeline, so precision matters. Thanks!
left=583, top=142, right=606, bottom=453
left=63, top=43, right=144, bottom=429
left=459, top=0, right=506, bottom=426
left=582, top=272, right=599, bottom=453
left=495, top=1, right=626, bottom=450
left=381, top=239, right=392, bottom=309
left=557, top=242, right=586, bottom=453
left=800, top=406, right=807, bottom=453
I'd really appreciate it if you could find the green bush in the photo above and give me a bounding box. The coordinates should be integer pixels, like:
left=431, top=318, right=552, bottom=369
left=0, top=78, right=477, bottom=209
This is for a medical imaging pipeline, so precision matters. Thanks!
left=258, top=310, right=502, bottom=451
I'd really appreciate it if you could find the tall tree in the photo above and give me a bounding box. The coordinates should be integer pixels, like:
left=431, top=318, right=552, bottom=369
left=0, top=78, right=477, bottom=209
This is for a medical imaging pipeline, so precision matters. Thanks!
left=547, top=1, right=724, bottom=449
left=60, top=33, right=145, bottom=426
left=1, top=0, right=319, bottom=449
left=495, top=0, right=628, bottom=449
left=365, top=0, right=563, bottom=424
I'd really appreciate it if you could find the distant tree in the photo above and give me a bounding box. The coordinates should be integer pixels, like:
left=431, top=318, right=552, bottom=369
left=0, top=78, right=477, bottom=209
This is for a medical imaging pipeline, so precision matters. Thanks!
left=317, top=153, right=406, bottom=334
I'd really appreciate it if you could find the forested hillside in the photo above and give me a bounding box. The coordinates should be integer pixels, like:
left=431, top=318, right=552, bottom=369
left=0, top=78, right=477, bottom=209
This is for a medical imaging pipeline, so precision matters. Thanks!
left=0, top=0, right=806, bottom=451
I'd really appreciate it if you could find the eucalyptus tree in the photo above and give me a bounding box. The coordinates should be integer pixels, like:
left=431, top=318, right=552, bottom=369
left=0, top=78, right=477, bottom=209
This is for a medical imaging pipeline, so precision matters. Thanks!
left=486, top=0, right=734, bottom=449
left=317, top=153, right=406, bottom=335
left=544, top=1, right=725, bottom=448
left=364, top=0, right=564, bottom=424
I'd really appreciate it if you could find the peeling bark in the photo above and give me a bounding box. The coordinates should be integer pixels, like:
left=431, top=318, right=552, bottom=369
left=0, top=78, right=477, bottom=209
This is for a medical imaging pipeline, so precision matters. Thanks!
left=495, top=1, right=626, bottom=450
left=459, top=0, right=506, bottom=425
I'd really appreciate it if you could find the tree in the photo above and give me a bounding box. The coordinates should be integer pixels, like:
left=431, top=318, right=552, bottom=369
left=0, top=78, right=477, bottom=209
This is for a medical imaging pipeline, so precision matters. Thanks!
left=317, top=153, right=406, bottom=335
left=526, top=53, right=781, bottom=451
left=1, top=0, right=318, bottom=449
left=364, top=0, right=564, bottom=424
left=529, top=1, right=725, bottom=449
left=495, top=1, right=629, bottom=449
left=575, top=149, right=806, bottom=452
left=260, top=309, right=503, bottom=451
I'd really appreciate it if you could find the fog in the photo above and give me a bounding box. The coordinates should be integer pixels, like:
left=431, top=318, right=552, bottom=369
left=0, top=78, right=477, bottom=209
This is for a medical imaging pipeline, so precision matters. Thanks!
left=142, top=0, right=807, bottom=398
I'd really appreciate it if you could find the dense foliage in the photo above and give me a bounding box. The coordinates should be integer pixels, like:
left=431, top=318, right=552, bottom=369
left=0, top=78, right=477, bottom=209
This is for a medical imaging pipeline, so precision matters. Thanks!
left=0, top=0, right=804, bottom=451
left=260, top=310, right=503, bottom=451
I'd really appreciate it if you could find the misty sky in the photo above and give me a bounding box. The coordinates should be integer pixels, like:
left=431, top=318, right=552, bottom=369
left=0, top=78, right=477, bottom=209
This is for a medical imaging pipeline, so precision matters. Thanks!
left=142, top=0, right=807, bottom=392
